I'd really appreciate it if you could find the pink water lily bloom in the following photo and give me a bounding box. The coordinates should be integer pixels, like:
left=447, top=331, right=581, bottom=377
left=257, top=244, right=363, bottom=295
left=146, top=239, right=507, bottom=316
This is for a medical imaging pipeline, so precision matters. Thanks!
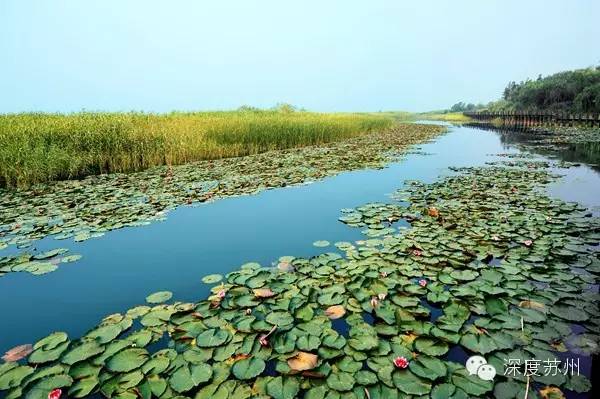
left=524, top=239, right=533, bottom=247
left=48, top=389, right=62, bottom=399
left=259, top=335, right=269, bottom=347
left=393, top=356, right=409, bottom=369
left=418, top=279, right=427, bottom=287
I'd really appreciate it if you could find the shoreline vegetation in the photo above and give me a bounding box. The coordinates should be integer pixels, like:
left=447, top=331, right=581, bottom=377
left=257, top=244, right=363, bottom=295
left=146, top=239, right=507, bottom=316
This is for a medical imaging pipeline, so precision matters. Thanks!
left=0, top=108, right=394, bottom=189
left=0, top=123, right=444, bottom=272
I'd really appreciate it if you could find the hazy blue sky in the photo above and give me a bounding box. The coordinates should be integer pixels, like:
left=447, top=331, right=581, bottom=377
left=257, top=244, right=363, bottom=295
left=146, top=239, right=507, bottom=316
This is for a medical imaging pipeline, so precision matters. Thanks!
left=1, top=1, right=599, bottom=113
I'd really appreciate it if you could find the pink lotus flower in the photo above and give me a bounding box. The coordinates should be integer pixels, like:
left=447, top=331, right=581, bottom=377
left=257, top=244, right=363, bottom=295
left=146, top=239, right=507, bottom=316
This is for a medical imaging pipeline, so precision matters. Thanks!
left=259, top=335, right=269, bottom=347
left=217, top=289, right=226, bottom=299
left=524, top=239, right=533, bottom=247
left=393, top=356, right=409, bottom=369
left=48, top=389, right=62, bottom=399
left=418, top=279, right=427, bottom=287
left=259, top=325, right=277, bottom=347
left=412, top=249, right=422, bottom=257
left=380, top=271, right=388, bottom=278
left=370, top=297, right=379, bottom=308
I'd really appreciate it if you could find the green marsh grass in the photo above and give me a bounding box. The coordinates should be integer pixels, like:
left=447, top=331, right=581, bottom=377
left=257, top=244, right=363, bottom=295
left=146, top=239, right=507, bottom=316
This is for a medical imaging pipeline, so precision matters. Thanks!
left=0, top=110, right=393, bottom=188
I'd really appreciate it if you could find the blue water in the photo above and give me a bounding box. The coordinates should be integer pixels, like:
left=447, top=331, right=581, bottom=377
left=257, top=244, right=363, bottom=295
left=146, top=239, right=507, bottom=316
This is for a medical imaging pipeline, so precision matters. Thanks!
left=0, top=124, right=599, bottom=398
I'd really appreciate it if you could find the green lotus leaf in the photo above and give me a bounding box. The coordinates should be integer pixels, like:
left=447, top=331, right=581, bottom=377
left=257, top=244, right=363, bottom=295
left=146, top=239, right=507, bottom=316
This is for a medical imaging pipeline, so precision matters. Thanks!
left=451, top=369, right=493, bottom=396
left=33, top=248, right=68, bottom=260
left=26, top=262, right=58, bottom=275
left=565, top=374, right=592, bottom=393
left=354, top=370, right=377, bottom=385
left=392, top=369, right=431, bottom=395
left=169, top=364, right=212, bottom=393
left=202, top=274, right=223, bottom=284
left=33, top=332, right=68, bottom=351
left=61, top=341, right=104, bottom=365
left=232, top=357, right=265, bottom=380
left=273, top=333, right=297, bottom=354
left=0, top=366, right=34, bottom=390
left=493, top=381, right=530, bottom=399
left=141, top=356, right=170, bottom=375
left=449, top=270, right=478, bottom=281
left=106, top=348, right=149, bottom=372
left=265, top=311, right=294, bottom=327
left=147, top=375, right=167, bottom=397
left=266, top=376, right=300, bottom=399
left=408, top=355, right=447, bottom=380
left=431, top=383, right=456, bottom=399
left=296, top=335, right=320, bottom=351
left=24, top=374, right=73, bottom=399
left=414, top=337, right=448, bottom=356
left=61, top=254, right=82, bottom=263
left=348, top=335, right=379, bottom=351
left=118, top=369, right=144, bottom=390
left=304, top=385, right=328, bottom=399
left=145, top=291, right=173, bottom=304
left=459, top=332, right=498, bottom=355
left=485, top=297, right=508, bottom=316
left=196, top=328, right=230, bottom=347
left=85, top=324, right=123, bottom=344
left=68, top=376, right=98, bottom=398
left=29, top=341, right=69, bottom=364
left=549, top=305, right=588, bottom=322
left=68, top=362, right=100, bottom=380
left=0, top=363, right=18, bottom=378
left=326, top=371, right=355, bottom=392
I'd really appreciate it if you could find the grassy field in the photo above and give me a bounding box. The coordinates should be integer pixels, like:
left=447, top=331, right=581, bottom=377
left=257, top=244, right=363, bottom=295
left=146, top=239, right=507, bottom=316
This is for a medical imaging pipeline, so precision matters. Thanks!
left=0, top=110, right=393, bottom=188
left=416, top=111, right=471, bottom=122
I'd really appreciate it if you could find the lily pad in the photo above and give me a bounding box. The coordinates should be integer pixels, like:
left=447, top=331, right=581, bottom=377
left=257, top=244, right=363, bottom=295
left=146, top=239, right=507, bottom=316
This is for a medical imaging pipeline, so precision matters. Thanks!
left=232, top=357, right=265, bottom=380
left=201, top=274, right=223, bottom=284
left=145, top=291, right=173, bottom=304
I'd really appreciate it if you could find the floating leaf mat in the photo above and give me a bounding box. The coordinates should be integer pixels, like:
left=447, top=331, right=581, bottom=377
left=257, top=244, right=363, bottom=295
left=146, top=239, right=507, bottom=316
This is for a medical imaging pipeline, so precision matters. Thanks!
left=0, top=124, right=444, bottom=277
left=1, top=158, right=599, bottom=398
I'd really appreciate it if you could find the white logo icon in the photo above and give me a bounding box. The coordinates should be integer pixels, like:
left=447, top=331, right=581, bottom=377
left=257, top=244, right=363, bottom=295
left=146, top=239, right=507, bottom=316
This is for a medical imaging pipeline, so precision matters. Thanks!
left=466, top=356, right=496, bottom=381
left=477, top=364, right=496, bottom=381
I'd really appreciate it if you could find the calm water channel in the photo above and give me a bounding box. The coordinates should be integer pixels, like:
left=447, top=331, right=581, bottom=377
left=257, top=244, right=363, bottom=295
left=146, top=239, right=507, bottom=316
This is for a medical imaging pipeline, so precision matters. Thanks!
left=1, top=123, right=598, bottom=398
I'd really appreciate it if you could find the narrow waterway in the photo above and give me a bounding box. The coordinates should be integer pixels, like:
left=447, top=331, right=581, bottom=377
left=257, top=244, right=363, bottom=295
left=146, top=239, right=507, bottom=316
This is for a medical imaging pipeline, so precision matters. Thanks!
left=0, top=123, right=599, bottom=398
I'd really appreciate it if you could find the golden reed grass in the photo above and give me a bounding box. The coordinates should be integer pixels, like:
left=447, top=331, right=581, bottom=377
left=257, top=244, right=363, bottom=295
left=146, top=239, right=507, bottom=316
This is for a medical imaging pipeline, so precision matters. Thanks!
left=0, top=110, right=393, bottom=188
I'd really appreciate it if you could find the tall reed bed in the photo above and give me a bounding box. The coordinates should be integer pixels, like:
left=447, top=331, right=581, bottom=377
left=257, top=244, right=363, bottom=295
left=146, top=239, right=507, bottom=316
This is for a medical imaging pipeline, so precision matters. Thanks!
left=0, top=110, right=393, bottom=188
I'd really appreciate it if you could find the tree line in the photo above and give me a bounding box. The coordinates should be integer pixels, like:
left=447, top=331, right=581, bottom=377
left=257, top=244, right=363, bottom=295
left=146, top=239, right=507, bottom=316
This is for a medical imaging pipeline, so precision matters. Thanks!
left=448, top=66, right=600, bottom=114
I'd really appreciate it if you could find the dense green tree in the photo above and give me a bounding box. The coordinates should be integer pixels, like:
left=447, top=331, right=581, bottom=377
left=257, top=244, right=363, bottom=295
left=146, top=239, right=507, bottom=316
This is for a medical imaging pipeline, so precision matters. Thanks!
left=499, top=66, right=600, bottom=113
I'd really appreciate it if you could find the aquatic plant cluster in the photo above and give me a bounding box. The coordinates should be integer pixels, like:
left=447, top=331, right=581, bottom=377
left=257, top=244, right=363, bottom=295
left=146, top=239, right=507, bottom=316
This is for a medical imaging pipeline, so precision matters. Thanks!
left=0, top=158, right=597, bottom=399
left=0, top=123, right=444, bottom=278
left=0, top=110, right=394, bottom=188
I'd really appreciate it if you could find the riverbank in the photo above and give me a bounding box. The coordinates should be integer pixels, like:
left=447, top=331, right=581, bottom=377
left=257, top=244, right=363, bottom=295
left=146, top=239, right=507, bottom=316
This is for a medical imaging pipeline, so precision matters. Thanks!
left=0, top=123, right=445, bottom=277
left=0, top=110, right=394, bottom=188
